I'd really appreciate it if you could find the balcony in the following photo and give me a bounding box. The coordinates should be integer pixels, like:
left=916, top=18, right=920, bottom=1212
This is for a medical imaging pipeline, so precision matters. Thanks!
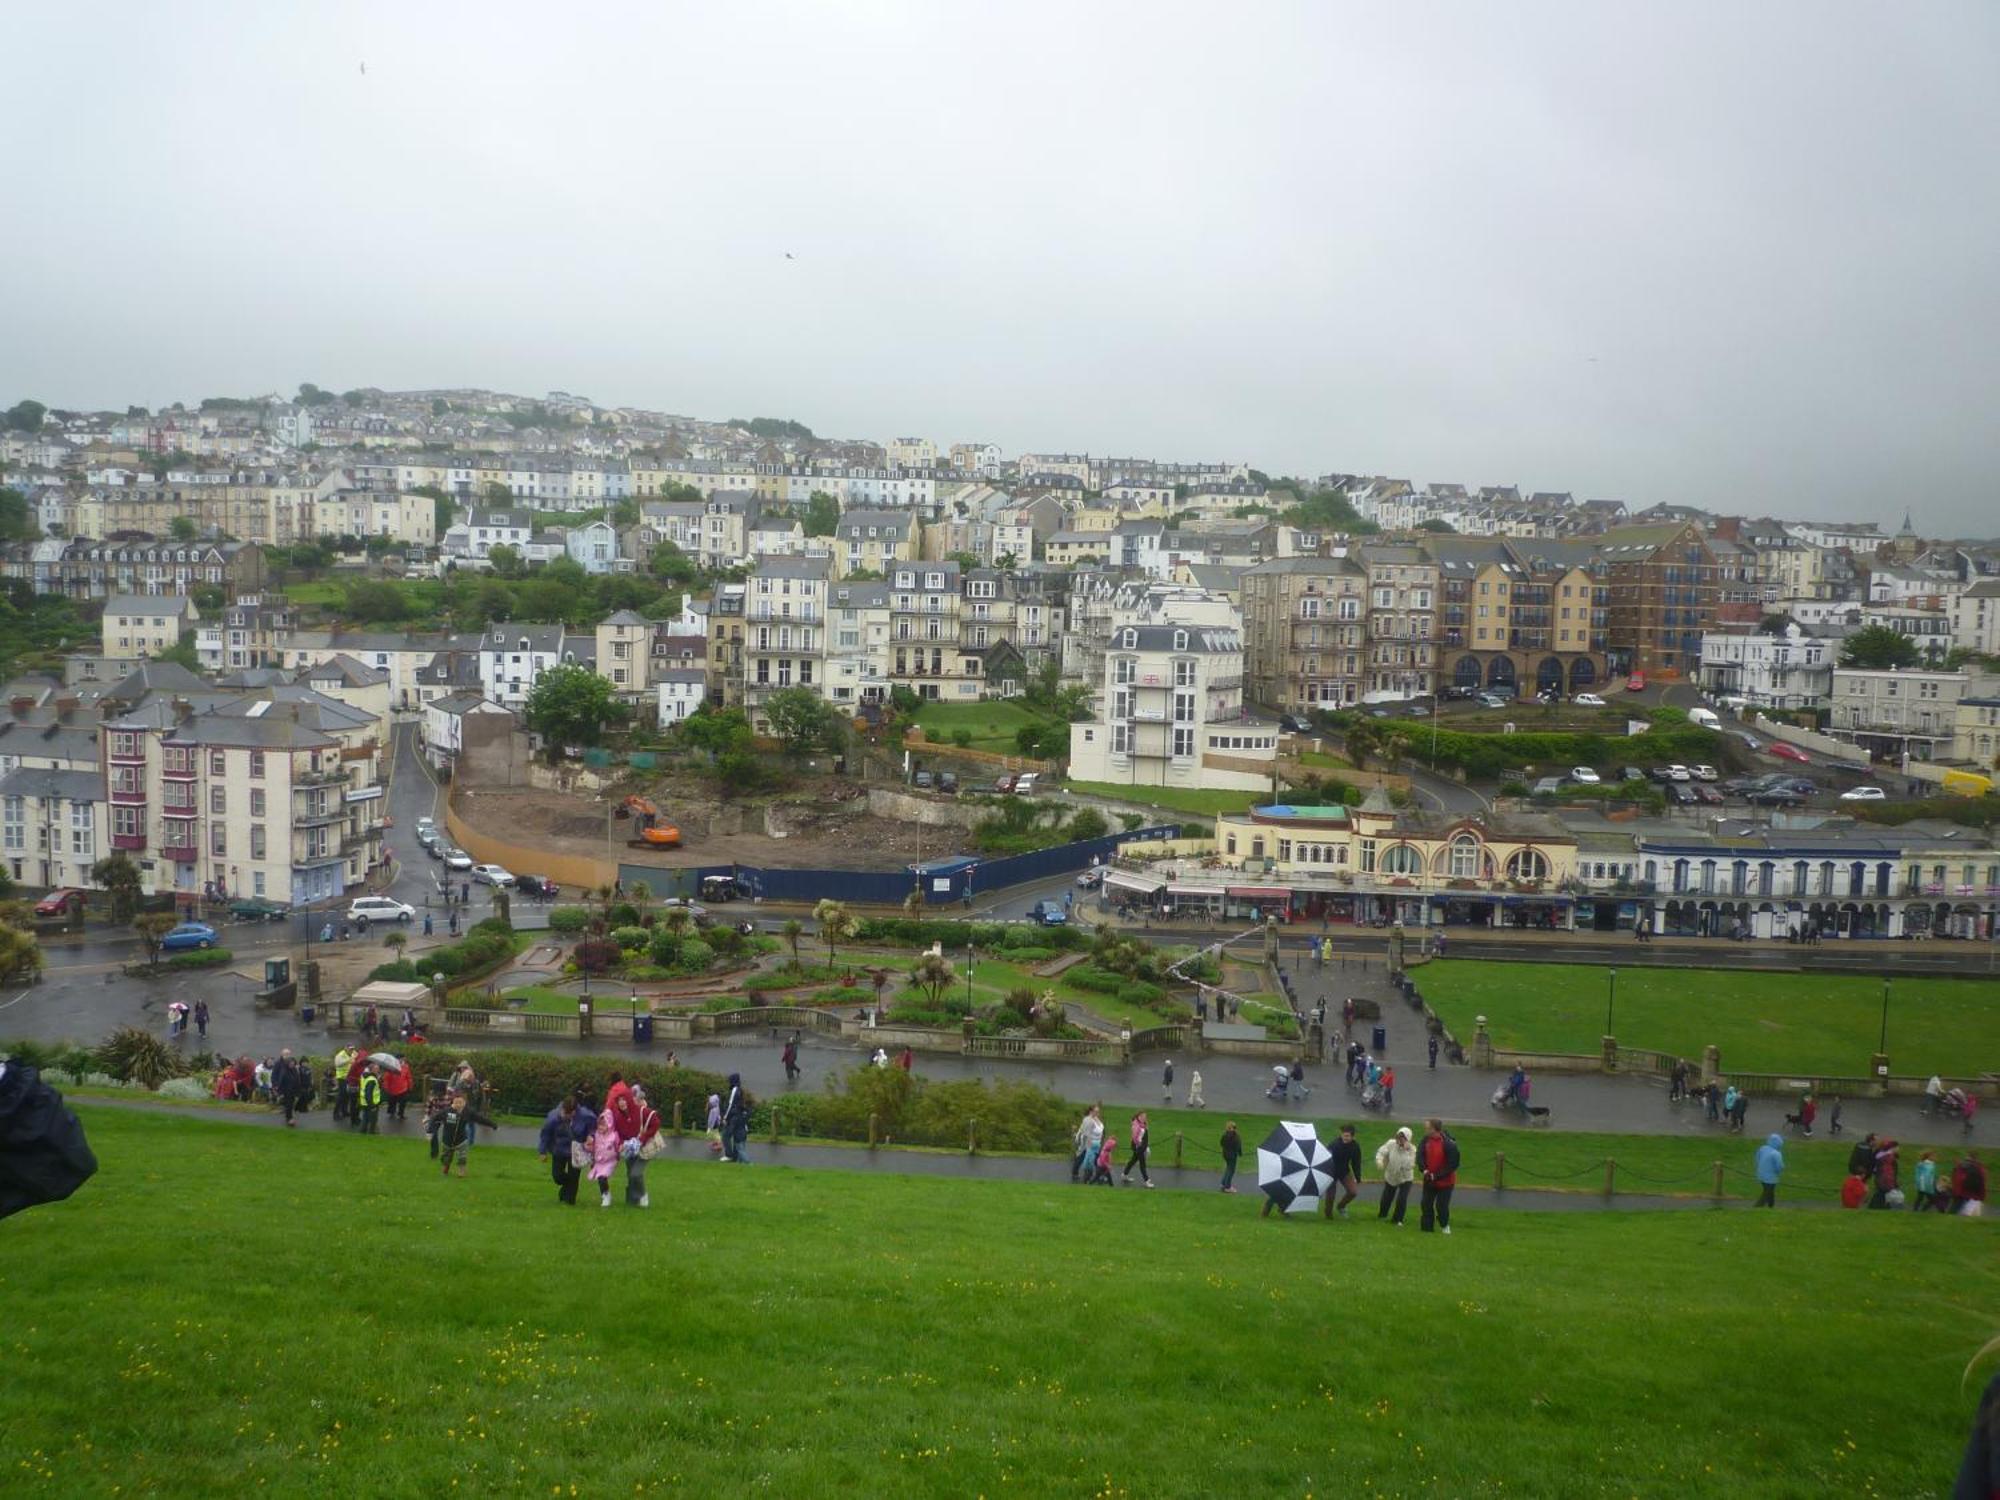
left=293, top=767, right=347, bottom=788
left=294, top=805, right=343, bottom=828
left=160, top=842, right=197, bottom=864
left=161, top=758, right=197, bottom=781
left=110, top=831, right=146, bottom=852
left=109, top=783, right=148, bottom=806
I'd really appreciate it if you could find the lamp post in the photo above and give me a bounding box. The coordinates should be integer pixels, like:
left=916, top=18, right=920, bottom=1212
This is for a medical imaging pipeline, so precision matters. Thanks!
left=966, top=940, right=975, bottom=1010
left=1878, top=977, right=1890, bottom=1056
left=1606, top=967, right=1617, bottom=1037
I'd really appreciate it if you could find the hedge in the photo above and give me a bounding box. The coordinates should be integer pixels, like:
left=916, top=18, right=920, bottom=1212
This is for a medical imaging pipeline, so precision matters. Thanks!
left=165, top=948, right=234, bottom=970
left=1363, top=719, right=1721, bottom=779
left=367, top=918, right=517, bottom=985
left=390, top=1041, right=738, bottom=1122
left=854, top=918, right=1093, bottom=952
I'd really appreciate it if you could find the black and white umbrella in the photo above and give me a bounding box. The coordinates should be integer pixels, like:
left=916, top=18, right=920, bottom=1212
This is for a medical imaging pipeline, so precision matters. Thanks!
left=1256, top=1120, right=1333, bottom=1215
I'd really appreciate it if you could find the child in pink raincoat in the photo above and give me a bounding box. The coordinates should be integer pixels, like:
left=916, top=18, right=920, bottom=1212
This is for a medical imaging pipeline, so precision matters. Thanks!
left=588, top=1104, right=620, bottom=1208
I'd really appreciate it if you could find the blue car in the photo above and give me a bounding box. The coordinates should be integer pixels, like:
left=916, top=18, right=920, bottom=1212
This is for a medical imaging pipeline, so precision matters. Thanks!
left=1031, top=900, right=1068, bottom=927
left=160, top=921, right=218, bottom=951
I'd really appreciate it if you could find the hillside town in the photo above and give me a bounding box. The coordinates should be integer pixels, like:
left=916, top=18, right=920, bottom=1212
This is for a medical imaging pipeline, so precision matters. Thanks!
left=0, top=385, right=1995, bottom=945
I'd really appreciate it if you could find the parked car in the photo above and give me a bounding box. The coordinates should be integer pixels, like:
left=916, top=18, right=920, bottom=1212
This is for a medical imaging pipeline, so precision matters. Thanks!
left=937, top=771, right=959, bottom=795
left=1531, top=776, right=1567, bottom=798
left=1769, top=742, right=1811, bottom=764
left=1440, top=686, right=1478, bottom=701
left=1476, top=693, right=1509, bottom=710
left=1748, top=786, right=1806, bottom=807
left=1030, top=899, right=1068, bottom=926
left=1690, top=765, right=1718, bottom=781
left=1568, top=766, right=1601, bottom=784
left=416, top=824, right=442, bottom=849
left=348, top=896, right=415, bottom=927
left=1840, top=785, right=1887, bottom=801
left=658, top=899, right=713, bottom=928
left=514, top=874, right=559, bottom=899
left=1406, top=703, right=1431, bottom=716
left=1573, top=692, right=1607, bottom=707
left=699, top=875, right=752, bottom=902
left=471, top=864, right=514, bottom=887
left=1734, top=731, right=1762, bottom=752
left=913, top=770, right=935, bottom=790
left=993, top=773, right=1018, bottom=794
left=1626, top=672, right=1647, bottom=691
left=424, top=838, right=447, bottom=860
left=440, top=846, right=474, bottom=871
left=1622, top=766, right=1647, bottom=783
left=1076, top=867, right=1104, bottom=889
left=159, top=921, right=218, bottom=951
left=33, top=888, right=86, bottom=918
left=1013, top=773, right=1039, bottom=794
left=1665, top=783, right=1696, bottom=806
left=1665, top=764, right=1692, bottom=782
left=1278, top=713, right=1305, bottom=732
left=1692, top=784, right=1724, bottom=805
left=415, top=816, right=435, bottom=835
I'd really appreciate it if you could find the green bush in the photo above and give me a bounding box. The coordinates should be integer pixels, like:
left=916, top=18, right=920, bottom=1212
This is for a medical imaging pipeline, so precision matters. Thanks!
left=854, top=917, right=1091, bottom=953
left=774, top=1066, right=1075, bottom=1152
left=815, top=985, right=873, bottom=1005
left=648, top=927, right=681, bottom=966
left=676, top=938, right=714, bottom=973
left=391, top=1042, right=731, bottom=1121
left=1115, top=980, right=1165, bottom=1008
left=608, top=902, right=640, bottom=928
left=1064, top=966, right=1124, bottom=995
left=612, top=925, right=649, bottom=950
left=164, top=948, right=233, bottom=970
left=1367, top=718, right=1720, bottom=779
left=1067, top=808, right=1109, bottom=842
left=92, top=1026, right=187, bottom=1089
left=547, top=906, right=592, bottom=935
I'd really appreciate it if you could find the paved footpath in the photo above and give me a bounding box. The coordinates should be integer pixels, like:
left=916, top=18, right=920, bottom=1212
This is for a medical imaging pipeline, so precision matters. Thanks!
left=75, top=1094, right=1842, bottom=1213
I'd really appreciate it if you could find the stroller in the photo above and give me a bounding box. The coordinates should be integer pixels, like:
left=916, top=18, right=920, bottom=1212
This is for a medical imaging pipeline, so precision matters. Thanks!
left=1265, top=1065, right=1291, bottom=1102
left=1360, top=1079, right=1387, bottom=1111
left=1491, top=1081, right=1554, bottom=1125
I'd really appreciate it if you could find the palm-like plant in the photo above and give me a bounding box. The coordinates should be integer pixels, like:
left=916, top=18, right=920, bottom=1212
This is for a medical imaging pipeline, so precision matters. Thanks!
left=781, top=918, right=804, bottom=971
left=909, top=952, right=955, bottom=1007
left=813, top=898, right=854, bottom=965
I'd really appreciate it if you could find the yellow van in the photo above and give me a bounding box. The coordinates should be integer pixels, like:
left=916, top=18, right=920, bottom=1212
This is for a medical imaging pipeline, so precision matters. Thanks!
left=1939, top=768, right=1994, bottom=798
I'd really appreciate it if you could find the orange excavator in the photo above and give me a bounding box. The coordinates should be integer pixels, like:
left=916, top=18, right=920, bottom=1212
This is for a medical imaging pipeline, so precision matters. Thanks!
left=615, top=794, right=682, bottom=849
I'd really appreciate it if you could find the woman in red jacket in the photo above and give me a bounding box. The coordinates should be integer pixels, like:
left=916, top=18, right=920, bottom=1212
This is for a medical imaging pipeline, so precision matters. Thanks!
left=1418, top=1117, right=1459, bottom=1235
left=382, top=1060, right=412, bottom=1121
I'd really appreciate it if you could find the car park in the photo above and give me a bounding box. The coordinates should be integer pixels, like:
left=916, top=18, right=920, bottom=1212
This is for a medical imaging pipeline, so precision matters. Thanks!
left=1690, top=765, right=1718, bottom=781
left=348, top=896, right=415, bottom=926
left=1568, top=766, right=1601, bottom=784
left=440, top=846, right=473, bottom=871
left=160, top=921, right=218, bottom=951
left=1573, top=693, right=1606, bottom=707
left=1769, top=742, right=1810, bottom=764
left=1030, top=899, right=1068, bottom=926
left=471, top=864, right=514, bottom=887
left=1840, top=785, right=1887, bottom=801
left=33, top=888, right=86, bottom=918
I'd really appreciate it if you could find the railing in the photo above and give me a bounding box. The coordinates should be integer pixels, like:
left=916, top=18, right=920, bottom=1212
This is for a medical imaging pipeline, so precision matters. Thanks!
left=1612, top=1046, right=1686, bottom=1076
left=1130, top=1023, right=1193, bottom=1053
left=965, top=1034, right=1123, bottom=1062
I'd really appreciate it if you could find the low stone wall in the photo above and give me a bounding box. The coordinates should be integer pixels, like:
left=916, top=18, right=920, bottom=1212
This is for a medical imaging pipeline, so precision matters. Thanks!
left=865, top=787, right=988, bottom=830
left=1749, top=713, right=1870, bottom=766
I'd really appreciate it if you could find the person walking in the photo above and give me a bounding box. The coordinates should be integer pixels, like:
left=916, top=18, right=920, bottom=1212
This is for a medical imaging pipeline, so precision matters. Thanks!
left=193, top=1000, right=209, bottom=1042
left=1380, top=1065, right=1396, bottom=1112
left=436, top=1090, right=496, bottom=1178
left=1219, top=1121, right=1242, bottom=1193
left=448, top=1061, right=482, bottom=1146
left=1949, top=1153, right=1987, bottom=1216
left=1161, top=1059, right=1174, bottom=1106
left=1071, top=1105, right=1103, bottom=1183
left=1187, top=1070, right=1205, bottom=1109
left=537, top=1093, right=597, bottom=1205
left=1868, top=1140, right=1901, bottom=1209
left=723, top=1072, right=751, bottom=1164
left=624, top=1085, right=660, bottom=1208
left=1730, top=1088, right=1749, bottom=1134
left=1828, top=1095, right=1844, bottom=1136
left=1122, top=1111, right=1154, bottom=1187
left=1797, top=1092, right=1817, bottom=1138
left=1754, top=1132, right=1785, bottom=1208
left=1375, top=1126, right=1416, bottom=1224
left=1669, top=1059, right=1687, bottom=1102
left=271, top=1049, right=303, bottom=1128
left=382, top=1059, right=411, bottom=1122
left=704, top=1093, right=723, bottom=1156
left=1913, top=1150, right=1941, bottom=1212
left=587, top=1104, right=619, bottom=1208
left=1417, top=1118, right=1458, bottom=1234
left=782, top=1033, right=800, bottom=1083
left=357, top=1065, right=383, bottom=1135
left=1323, top=1124, right=1362, bottom=1218
left=331, top=1045, right=355, bottom=1122
left=1427, top=1034, right=1438, bottom=1069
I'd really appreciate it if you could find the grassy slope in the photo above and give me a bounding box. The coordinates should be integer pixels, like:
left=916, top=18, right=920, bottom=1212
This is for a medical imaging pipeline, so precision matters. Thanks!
left=1421, top=960, right=2000, bottom=1077
left=1063, top=779, right=1261, bottom=817
left=3, top=1109, right=1991, bottom=1499
left=911, top=699, right=1055, bottom=751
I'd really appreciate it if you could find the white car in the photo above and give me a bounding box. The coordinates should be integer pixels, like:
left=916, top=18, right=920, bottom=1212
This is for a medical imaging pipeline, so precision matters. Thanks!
left=348, top=896, right=415, bottom=927
left=471, top=863, right=515, bottom=887
left=1568, top=766, right=1601, bottom=784
left=1666, top=765, right=1692, bottom=782
left=1573, top=693, right=1606, bottom=707
left=1690, top=765, right=1719, bottom=782
left=415, top=816, right=436, bottom=834
left=440, top=846, right=473, bottom=871
left=1013, top=773, right=1039, bottom=794
left=1840, top=785, right=1887, bottom=801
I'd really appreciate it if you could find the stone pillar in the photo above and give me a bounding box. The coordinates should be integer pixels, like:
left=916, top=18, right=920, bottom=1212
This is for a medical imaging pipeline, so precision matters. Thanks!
left=1601, top=1034, right=1618, bottom=1072
left=1473, top=1015, right=1493, bottom=1069
left=1262, top=916, right=1278, bottom=966
left=1701, top=1043, right=1720, bottom=1087
left=1869, top=1051, right=1890, bottom=1091
left=1388, top=922, right=1406, bottom=976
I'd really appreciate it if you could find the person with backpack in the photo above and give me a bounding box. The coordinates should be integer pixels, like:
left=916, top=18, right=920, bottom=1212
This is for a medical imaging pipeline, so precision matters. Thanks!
left=781, top=1035, right=800, bottom=1083
left=1375, top=1126, right=1416, bottom=1224
left=1323, top=1124, right=1362, bottom=1218
left=1754, top=1132, right=1785, bottom=1207
left=1949, top=1153, right=1987, bottom=1217
left=1417, top=1117, right=1459, bottom=1234
left=1846, top=1133, right=1878, bottom=1184
left=1219, top=1122, right=1242, bottom=1193
left=623, top=1085, right=660, bottom=1208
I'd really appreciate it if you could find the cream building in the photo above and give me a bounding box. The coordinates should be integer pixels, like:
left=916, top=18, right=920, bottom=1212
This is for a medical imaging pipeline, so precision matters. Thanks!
left=1067, top=619, right=1277, bottom=791
left=101, top=594, right=197, bottom=660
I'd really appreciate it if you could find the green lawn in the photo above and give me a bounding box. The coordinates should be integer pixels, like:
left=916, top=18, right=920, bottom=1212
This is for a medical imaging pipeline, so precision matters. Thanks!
left=5, top=1108, right=1991, bottom=1497
left=280, top=579, right=347, bottom=606
left=499, top=982, right=582, bottom=1015
left=1421, top=960, right=2000, bottom=1077
left=1063, top=779, right=1263, bottom=817
left=911, top=699, right=1058, bottom=752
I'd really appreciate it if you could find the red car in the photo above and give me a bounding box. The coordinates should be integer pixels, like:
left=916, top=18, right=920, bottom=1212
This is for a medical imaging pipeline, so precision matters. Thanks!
left=1769, top=742, right=1811, bottom=764
left=1625, top=672, right=1646, bottom=691
left=33, top=888, right=86, bottom=918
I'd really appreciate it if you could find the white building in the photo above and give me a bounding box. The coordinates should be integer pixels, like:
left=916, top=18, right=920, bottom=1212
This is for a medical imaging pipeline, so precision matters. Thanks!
left=563, top=519, right=620, bottom=574
left=1827, top=668, right=1978, bottom=762
left=0, top=768, right=105, bottom=891
left=1066, top=619, right=1278, bottom=792
left=656, top=669, right=707, bottom=727
left=478, top=624, right=568, bottom=710
left=421, top=692, right=514, bottom=773
left=101, top=594, right=197, bottom=661
left=1950, top=580, right=2000, bottom=657
left=1696, top=624, right=1839, bottom=710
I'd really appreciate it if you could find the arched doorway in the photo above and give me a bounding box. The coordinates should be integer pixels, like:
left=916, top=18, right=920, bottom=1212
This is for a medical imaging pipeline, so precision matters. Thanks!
left=1453, top=655, right=1482, bottom=690
left=1486, top=657, right=1517, bottom=691
left=1536, top=657, right=1564, bottom=694
left=1569, top=657, right=1598, bottom=692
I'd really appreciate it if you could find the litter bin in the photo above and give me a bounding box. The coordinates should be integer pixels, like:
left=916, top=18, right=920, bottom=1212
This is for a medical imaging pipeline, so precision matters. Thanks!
left=633, top=1014, right=654, bottom=1045
left=1371, top=1024, right=1387, bottom=1052
left=300, top=1004, right=316, bottom=1025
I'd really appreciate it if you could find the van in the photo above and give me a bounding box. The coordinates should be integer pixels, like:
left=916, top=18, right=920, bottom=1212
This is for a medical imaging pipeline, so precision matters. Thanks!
left=1940, top=768, right=1995, bottom=798
left=1687, top=707, right=1721, bottom=730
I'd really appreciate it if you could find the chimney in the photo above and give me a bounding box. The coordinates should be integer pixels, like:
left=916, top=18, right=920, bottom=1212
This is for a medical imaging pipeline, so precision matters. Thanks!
left=172, top=697, right=193, bottom=723
left=55, top=697, right=77, bottom=722
left=9, top=696, right=32, bottom=719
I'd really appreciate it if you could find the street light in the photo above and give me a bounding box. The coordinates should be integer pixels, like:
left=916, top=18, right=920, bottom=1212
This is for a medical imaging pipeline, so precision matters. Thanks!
left=1606, top=967, right=1617, bottom=1037
left=1878, top=977, right=1890, bottom=1056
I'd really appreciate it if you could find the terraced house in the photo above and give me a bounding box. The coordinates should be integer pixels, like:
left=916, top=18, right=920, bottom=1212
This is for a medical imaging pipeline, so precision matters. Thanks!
left=742, top=555, right=830, bottom=729
left=1238, top=556, right=1369, bottom=711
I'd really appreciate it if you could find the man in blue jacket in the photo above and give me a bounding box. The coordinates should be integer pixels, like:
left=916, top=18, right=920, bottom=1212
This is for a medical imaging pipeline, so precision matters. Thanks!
left=537, top=1093, right=598, bottom=1205
left=1754, top=1132, right=1785, bottom=1208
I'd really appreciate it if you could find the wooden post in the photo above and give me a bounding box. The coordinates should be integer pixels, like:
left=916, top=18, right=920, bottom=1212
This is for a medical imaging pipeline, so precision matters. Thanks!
left=967, top=1117, right=977, bottom=1156
left=1173, top=1131, right=1184, bottom=1169
left=671, top=1099, right=683, bottom=1137
left=1711, top=1159, right=1725, bottom=1202
left=1603, top=1157, right=1616, bottom=1198
left=868, top=1111, right=879, bottom=1149
left=1494, top=1150, right=1505, bottom=1191
left=770, top=1107, right=780, bottom=1143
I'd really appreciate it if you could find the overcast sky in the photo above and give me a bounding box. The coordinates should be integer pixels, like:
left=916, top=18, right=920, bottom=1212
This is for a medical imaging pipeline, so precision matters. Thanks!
left=6, top=3, right=1998, bottom=532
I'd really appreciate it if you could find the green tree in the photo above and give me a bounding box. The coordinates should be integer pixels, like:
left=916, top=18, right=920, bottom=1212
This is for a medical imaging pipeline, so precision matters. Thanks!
left=781, top=918, right=804, bottom=970
left=763, top=686, right=844, bottom=756
left=813, top=898, right=855, bottom=965
left=1067, top=808, right=1109, bottom=842
left=134, top=912, right=178, bottom=972
left=649, top=543, right=696, bottom=585
left=611, top=498, right=640, bottom=529
left=524, top=663, right=616, bottom=755
left=170, top=516, right=198, bottom=542
left=1839, top=625, right=1920, bottom=670
left=345, top=580, right=415, bottom=622
left=482, top=481, right=514, bottom=504
left=191, top=584, right=225, bottom=612
left=680, top=707, right=753, bottom=761
left=947, top=551, right=982, bottom=570
left=2, top=399, right=46, bottom=433
left=289, top=541, right=334, bottom=578
left=804, top=491, right=840, bottom=537
left=297, top=383, right=336, bottom=406
left=431, top=397, right=448, bottom=416
left=487, top=543, right=523, bottom=578
left=0, top=911, right=43, bottom=981
left=0, top=486, right=40, bottom=542
left=909, top=952, right=955, bottom=1007
left=91, top=853, right=143, bottom=921
left=155, top=639, right=201, bottom=671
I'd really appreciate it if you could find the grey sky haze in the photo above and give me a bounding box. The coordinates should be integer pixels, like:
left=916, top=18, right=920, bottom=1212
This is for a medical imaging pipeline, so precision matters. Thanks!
left=5, top=2, right=1998, bottom=530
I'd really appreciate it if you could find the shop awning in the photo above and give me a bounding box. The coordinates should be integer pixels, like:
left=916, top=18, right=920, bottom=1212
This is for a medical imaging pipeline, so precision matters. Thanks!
left=1104, top=871, right=1165, bottom=896
left=1166, top=884, right=1223, bottom=899
left=1225, top=887, right=1291, bottom=899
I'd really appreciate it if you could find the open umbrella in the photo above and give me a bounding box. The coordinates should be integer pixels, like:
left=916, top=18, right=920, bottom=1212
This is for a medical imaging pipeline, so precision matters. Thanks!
left=1256, top=1120, right=1333, bottom=1215
left=364, top=1052, right=402, bottom=1072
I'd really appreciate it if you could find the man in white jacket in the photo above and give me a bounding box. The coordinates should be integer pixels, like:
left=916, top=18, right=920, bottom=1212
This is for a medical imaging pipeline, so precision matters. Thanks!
left=1374, top=1126, right=1417, bottom=1225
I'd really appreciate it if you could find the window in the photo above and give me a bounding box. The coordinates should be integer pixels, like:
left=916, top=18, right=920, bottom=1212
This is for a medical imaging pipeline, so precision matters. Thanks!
left=1111, top=723, right=1131, bottom=755
left=1359, top=839, right=1377, bottom=873
left=69, top=801, right=92, bottom=855
left=1381, top=844, right=1423, bottom=876
left=210, top=825, right=226, bottom=856
left=210, top=786, right=226, bottom=815
left=1448, top=835, right=1482, bottom=880
left=1114, top=657, right=1135, bottom=685
left=251, top=826, right=265, bottom=859
left=209, top=750, right=226, bottom=776
left=1172, top=726, right=1194, bottom=758
left=1173, top=658, right=1195, bottom=687
left=1173, top=692, right=1194, bottom=723
left=1, top=796, right=21, bottom=852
